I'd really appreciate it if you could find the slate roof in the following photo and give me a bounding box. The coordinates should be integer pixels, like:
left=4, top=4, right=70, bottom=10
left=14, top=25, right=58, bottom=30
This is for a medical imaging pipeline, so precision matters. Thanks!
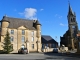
left=0, top=16, right=41, bottom=30
left=41, top=35, right=58, bottom=44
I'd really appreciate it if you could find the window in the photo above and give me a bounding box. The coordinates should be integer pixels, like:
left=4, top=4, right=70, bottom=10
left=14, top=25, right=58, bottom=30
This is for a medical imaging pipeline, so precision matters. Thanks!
left=42, top=44, right=44, bottom=49
left=21, top=36, right=25, bottom=42
left=46, top=44, right=48, bottom=47
left=11, top=44, right=13, bottom=51
left=73, top=18, right=75, bottom=22
left=11, top=30, right=14, bottom=34
left=21, top=44, right=25, bottom=48
left=53, top=44, right=56, bottom=48
left=22, top=30, right=25, bottom=35
left=49, top=44, right=51, bottom=48
left=32, top=44, right=34, bottom=49
left=71, top=18, right=73, bottom=22
left=40, top=31, right=41, bottom=35
left=10, top=36, right=14, bottom=42
left=31, top=31, right=34, bottom=36
left=31, top=37, right=34, bottom=42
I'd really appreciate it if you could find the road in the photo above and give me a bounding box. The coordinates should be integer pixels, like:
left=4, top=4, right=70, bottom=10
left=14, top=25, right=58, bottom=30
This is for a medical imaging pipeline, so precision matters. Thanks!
left=0, top=53, right=80, bottom=60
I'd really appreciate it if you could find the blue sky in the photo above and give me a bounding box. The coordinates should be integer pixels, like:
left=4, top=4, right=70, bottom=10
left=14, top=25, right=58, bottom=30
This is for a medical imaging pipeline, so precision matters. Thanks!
left=0, top=0, right=80, bottom=45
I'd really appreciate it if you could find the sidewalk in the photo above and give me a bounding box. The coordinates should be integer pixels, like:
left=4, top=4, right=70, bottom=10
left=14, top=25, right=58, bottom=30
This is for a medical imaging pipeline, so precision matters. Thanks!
left=62, top=53, right=80, bottom=58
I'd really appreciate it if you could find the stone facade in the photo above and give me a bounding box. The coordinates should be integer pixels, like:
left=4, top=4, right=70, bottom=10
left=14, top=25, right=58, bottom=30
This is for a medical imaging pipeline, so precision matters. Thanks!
left=0, top=16, right=42, bottom=53
left=60, top=3, right=79, bottom=50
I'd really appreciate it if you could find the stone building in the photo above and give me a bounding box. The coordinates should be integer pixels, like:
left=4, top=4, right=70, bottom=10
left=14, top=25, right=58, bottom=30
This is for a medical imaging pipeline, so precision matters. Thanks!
left=0, top=15, right=41, bottom=53
left=41, top=35, right=58, bottom=49
left=41, top=35, right=58, bottom=52
left=60, top=3, right=79, bottom=50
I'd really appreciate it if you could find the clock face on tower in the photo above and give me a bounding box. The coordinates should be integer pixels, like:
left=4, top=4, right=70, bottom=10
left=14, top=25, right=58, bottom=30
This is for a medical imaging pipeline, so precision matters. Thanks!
left=72, top=26, right=75, bottom=29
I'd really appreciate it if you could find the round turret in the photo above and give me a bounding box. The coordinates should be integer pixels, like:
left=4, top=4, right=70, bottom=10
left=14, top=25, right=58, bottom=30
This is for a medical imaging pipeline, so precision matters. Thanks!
left=1, top=15, right=9, bottom=28
left=1, top=15, right=9, bottom=35
left=36, top=20, right=41, bottom=31
left=36, top=20, right=41, bottom=38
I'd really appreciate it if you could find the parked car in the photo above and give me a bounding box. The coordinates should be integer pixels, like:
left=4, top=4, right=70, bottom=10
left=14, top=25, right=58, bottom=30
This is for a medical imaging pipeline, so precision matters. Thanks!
left=53, top=48, right=58, bottom=53
left=18, top=48, right=28, bottom=54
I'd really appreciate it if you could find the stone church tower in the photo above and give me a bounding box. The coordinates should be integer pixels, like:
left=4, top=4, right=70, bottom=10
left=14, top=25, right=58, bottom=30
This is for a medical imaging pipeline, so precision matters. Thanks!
left=67, top=2, right=78, bottom=49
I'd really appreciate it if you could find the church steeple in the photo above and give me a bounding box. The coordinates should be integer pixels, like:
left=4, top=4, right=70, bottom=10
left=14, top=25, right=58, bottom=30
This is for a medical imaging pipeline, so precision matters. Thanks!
left=67, top=1, right=78, bottom=39
left=68, top=1, right=74, bottom=16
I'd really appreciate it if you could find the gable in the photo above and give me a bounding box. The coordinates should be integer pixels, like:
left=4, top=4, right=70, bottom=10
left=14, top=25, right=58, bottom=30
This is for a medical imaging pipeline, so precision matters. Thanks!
left=18, top=26, right=29, bottom=30
left=41, top=35, right=58, bottom=44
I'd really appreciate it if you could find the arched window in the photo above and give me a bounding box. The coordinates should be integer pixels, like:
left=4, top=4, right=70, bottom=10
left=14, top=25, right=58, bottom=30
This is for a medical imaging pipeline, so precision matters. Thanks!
left=71, top=18, right=73, bottom=22
left=73, top=18, right=75, bottom=22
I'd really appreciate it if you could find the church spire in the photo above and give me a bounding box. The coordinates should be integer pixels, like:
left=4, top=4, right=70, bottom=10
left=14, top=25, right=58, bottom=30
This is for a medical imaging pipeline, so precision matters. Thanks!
left=68, top=1, right=74, bottom=15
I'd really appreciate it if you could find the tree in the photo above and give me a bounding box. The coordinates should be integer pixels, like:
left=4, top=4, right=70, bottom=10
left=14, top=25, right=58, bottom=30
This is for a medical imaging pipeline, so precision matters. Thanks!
left=3, top=31, right=12, bottom=54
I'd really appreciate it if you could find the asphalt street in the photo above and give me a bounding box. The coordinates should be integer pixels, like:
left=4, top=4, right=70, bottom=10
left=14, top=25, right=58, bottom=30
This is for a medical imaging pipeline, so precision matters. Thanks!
left=0, top=53, right=79, bottom=60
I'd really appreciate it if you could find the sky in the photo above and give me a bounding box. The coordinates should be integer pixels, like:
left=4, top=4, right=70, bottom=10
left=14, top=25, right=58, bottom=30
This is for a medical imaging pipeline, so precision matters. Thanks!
left=0, top=0, right=80, bottom=45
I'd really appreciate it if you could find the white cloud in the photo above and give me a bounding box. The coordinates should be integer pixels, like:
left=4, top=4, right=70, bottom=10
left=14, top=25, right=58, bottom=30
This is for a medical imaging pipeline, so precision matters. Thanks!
left=60, top=23, right=67, bottom=26
left=19, top=8, right=37, bottom=20
left=55, top=14, right=62, bottom=19
left=40, top=9, right=44, bottom=11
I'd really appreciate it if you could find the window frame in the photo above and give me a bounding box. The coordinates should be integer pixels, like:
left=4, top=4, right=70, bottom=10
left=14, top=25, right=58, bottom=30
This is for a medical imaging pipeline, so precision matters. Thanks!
left=31, top=37, right=34, bottom=42
left=11, top=30, right=14, bottom=34
left=32, top=44, right=34, bottom=49
left=21, top=36, right=25, bottom=42
left=22, top=30, right=25, bottom=35
left=31, top=31, right=34, bottom=36
left=10, top=36, right=14, bottom=42
left=11, top=44, right=13, bottom=51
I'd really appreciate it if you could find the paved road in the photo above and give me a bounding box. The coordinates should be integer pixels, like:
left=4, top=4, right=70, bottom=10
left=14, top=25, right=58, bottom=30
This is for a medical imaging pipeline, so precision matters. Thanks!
left=0, top=53, right=80, bottom=60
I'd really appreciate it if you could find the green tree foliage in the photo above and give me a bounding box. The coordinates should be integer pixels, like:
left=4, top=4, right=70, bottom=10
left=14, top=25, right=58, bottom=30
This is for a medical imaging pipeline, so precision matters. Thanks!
left=3, top=31, right=12, bottom=54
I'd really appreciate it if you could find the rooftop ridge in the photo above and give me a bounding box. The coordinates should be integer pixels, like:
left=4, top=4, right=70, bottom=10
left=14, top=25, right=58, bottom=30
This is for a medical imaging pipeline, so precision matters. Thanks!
left=4, top=16, right=37, bottom=21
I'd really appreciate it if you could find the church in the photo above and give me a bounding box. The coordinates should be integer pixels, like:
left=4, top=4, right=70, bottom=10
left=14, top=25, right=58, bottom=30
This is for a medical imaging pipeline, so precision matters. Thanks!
left=60, top=3, right=79, bottom=50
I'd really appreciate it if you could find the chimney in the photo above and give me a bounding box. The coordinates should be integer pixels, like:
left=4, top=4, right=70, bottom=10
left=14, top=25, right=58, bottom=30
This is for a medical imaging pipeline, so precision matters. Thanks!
left=34, top=20, right=36, bottom=23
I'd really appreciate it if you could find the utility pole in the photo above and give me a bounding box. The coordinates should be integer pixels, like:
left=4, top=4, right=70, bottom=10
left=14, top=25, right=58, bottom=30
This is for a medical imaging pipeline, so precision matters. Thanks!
left=55, top=36, right=58, bottom=47
left=55, top=36, right=57, bottom=42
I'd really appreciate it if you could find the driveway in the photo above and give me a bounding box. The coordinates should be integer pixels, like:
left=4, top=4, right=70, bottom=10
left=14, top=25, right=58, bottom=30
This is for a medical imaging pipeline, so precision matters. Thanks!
left=0, top=53, right=79, bottom=60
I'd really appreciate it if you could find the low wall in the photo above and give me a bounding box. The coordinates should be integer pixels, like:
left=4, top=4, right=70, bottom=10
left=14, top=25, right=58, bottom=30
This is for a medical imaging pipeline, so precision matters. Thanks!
left=42, top=48, right=54, bottom=52
left=60, top=47, right=68, bottom=51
